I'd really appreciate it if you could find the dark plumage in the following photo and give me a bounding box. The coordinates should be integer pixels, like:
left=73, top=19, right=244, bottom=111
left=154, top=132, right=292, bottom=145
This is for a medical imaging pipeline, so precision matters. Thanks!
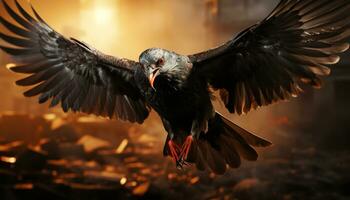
left=1, top=0, right=349, bottom=174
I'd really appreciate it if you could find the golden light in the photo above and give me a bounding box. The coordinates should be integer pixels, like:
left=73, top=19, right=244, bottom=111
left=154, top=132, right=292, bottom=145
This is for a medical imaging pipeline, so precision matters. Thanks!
left=132, top=182, right=150, bottom=196
left=77, top=116, right=105, bottom=123
left=115, top=139, right=128, bottom=154
left=120, top=177, right=127, bottom=185
left=190, top=176, right=200, bottom=184
left=5, top=63, right=16, bottom=70
left=14, top=183, right=33, bottom=190
left=1, top=156, right=16, bottom=164
left=43, top=113, right=57, bottom=121
left=79, top=0, right=120, bottom=53
left=94, top=7, right=114, bottom=25
left=51, top=118, right=66, bottom=130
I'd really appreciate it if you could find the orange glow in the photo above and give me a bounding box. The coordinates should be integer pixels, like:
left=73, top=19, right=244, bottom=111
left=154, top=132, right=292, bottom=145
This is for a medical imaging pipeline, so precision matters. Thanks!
left=79, top=0, right=119, bottom=53
left=14, top=183, right=34, bottom=190
left=43, top=113, right=57, bottom=121
left=120, top=177, right=127, bottom=185
left=272, top=116, right=291, bottom=126
left=94, top=7, right=114, bottom=25
left=1, top=156, right=16, bottom=164
left=190, top=176, right=200, bottom=184
left=132, top=182, right=150, bottom=196
left=77, top=116, right=105, bottom=123
left=116, top=139, right=129, bottom=154
left=51, top=118, right=66, bottom=130
left=5, top=63, right=15, bottom=70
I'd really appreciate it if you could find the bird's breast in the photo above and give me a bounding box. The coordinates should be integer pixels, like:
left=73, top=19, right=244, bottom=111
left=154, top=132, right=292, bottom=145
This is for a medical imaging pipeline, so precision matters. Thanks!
left=148, top=78, right=211, bottom=122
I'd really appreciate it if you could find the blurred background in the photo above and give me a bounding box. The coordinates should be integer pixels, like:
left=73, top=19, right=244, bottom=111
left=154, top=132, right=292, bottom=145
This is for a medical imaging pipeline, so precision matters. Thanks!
left=0, top=0, right=349, bottom=199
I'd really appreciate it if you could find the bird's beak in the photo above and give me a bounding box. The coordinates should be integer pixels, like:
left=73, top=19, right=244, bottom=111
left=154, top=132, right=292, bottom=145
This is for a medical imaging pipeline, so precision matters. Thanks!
left=149, top=68, right=160, bottom=90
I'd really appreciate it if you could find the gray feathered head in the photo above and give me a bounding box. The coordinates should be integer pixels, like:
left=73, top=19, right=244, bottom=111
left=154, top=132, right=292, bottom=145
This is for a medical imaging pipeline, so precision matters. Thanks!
left=139, top=48, right=192, bottom=90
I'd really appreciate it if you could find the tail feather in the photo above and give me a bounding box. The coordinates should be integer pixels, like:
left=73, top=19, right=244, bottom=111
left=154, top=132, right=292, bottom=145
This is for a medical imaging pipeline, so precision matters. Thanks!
left=201, top=140, right=226, bottom=174
left=220, top=137, right=241, bottom=168
left=183, top=136, right=227, bottom=174
left=218, top=112, right=272, bottom=147
left=192, top=112, right=272, bottom=174
left=193, top=145, right=206, bottom=171
left=221, top=132, right=258, bottom=161
left=229, top=135, right=258, bottom=161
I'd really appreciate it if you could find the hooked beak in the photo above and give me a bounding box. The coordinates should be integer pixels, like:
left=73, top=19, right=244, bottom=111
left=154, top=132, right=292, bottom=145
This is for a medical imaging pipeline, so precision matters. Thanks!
left=149, top=67, right=160, bottom=90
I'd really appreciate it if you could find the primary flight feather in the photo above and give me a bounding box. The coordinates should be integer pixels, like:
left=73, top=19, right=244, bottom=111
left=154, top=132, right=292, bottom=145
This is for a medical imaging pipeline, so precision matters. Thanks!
left=1, top=0, right=349, bottom=174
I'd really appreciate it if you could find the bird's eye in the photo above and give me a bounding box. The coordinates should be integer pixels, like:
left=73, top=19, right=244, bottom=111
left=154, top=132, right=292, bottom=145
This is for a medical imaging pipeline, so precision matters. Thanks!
left=156, top=58, right=165, bottom=66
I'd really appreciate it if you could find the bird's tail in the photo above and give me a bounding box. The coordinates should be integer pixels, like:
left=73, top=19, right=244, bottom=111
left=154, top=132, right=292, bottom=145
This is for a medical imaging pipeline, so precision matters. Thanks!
left=186, top=112, right=272, bottom=174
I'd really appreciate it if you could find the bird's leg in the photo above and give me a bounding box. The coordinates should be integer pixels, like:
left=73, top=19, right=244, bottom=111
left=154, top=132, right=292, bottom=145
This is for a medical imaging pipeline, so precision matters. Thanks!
left=162, top=118, right=181, bottom=164
left=180, top=120, right=206, bottom=161
left=180, top=135, right=193, bottom=161
left=168, top=139, right=180, bottom=163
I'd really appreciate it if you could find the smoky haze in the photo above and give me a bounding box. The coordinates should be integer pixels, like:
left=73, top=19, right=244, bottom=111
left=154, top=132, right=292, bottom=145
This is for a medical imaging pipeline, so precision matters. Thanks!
left=0, top=0, right=349, bottom=152
left=1, top=1, right=350, bottom=199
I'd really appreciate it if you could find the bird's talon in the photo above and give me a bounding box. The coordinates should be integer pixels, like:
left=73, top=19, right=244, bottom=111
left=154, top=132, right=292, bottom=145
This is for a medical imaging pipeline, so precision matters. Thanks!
left=168, top=140, right=180, bottom=163
left=180, top=135, right=193, bottom=161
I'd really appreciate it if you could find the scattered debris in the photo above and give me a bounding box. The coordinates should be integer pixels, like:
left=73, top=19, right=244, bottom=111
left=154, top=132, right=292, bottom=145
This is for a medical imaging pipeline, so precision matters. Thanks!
left=116, top=139, right=129, bottom=154
left=78, top=135, right=111, bottom=153
left=132, top=182, right=150, bottom=196
left=0, top=114, right=349, bottom=200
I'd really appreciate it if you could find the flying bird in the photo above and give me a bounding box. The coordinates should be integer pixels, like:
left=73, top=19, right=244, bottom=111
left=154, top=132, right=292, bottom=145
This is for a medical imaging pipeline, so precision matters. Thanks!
left=1, top=0, right=349, bottom=174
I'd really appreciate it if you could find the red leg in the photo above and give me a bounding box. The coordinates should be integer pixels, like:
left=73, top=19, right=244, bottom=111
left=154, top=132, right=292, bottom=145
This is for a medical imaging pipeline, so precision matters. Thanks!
left=180, top=135, right=193, bottom=161
left=168, top=140, right=180, bottom=162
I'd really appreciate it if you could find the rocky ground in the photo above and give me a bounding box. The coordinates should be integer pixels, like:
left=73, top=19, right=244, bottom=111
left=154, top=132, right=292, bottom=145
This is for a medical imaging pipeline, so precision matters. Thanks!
left=0, top=114, right=349, bottom=200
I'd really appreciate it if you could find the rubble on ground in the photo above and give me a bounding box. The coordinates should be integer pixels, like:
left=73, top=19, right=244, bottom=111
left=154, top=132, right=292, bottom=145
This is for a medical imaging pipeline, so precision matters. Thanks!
left=0, top=114, right=349, bottom=200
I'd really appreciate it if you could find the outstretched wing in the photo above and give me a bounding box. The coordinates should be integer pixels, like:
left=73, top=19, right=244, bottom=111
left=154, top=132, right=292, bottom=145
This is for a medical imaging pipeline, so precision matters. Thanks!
left=190, top=0, right=350, bottom=115
left=0, top=0, right=150, bottom=123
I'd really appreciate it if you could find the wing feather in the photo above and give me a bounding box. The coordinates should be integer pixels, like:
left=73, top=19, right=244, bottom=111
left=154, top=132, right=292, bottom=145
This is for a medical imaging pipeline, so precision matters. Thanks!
left=0, top=0, right=150, bottom=123
left=190, top=0, right=349, bottom=114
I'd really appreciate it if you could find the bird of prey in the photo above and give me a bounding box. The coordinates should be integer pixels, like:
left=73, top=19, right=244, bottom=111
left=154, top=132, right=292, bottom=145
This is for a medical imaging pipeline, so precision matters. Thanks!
left=1, top=0, right=349, bottom=174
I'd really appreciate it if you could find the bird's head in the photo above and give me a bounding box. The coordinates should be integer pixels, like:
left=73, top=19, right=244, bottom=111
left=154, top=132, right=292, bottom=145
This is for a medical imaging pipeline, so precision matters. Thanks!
left=139, top=48, right=191, bottom=91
